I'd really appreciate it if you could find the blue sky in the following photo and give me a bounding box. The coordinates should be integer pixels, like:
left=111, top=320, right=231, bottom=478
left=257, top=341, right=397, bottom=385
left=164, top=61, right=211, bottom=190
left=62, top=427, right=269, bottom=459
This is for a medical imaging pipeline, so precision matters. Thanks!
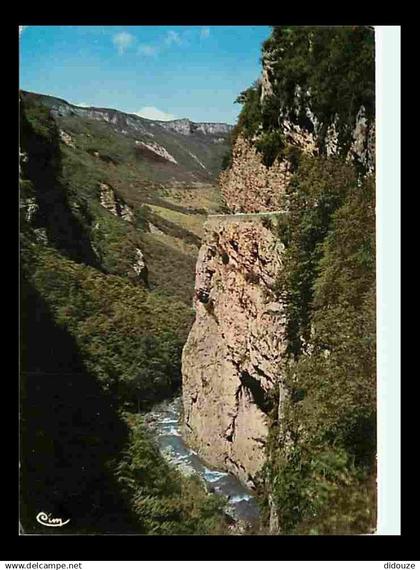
left=19, top=26, right=272, bottom=124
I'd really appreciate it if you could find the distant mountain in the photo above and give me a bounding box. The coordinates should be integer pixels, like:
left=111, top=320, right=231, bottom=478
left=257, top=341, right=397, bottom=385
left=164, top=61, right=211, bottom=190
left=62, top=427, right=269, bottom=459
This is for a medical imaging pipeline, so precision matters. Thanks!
left=20, top=90, right=233, bottom=181
left=20, top=91, right=233, bottom=135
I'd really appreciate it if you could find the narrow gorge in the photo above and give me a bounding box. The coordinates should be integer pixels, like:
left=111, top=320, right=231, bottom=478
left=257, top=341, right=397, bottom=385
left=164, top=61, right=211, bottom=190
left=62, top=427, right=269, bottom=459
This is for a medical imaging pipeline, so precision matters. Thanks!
left=20, top=25, right=376, bottom=536
left=181, top=25, right=376, bottom=534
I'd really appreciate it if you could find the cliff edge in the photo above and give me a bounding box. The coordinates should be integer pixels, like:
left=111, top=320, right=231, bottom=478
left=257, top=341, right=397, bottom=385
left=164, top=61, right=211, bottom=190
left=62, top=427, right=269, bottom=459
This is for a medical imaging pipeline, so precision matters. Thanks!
left=182, top=215, right=287, bottom=486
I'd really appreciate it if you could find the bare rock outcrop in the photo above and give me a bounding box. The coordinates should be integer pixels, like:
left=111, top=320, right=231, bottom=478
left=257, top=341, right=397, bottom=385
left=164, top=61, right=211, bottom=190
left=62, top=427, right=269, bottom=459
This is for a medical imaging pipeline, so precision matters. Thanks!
left=182, top=216, right=287, bottom=487
left=99, top=183, right=134, bottom=222
left=161, top=118, right=233, bottom=137
left=219, top=136, right=293, bottom=213
left=220, top=100, right=374, bottom=213
left=58, top=129, right=75, bottom=148
left=132, top=247, right=147, bottom=282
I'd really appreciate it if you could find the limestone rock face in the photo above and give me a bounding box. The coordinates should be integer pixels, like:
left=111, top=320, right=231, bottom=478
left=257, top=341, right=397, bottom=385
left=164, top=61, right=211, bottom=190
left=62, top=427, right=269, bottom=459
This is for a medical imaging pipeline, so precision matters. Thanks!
left=99, top=183, right=119, bottom=216
left=133, top=247, right=148, bottom=283
left=182, top=216, right=287, bottom=487
left=42, top=95, right=232, bottom=140
left=347, top=106, right=376, bottom=174
left=220, top=100, right=374, bottom=214
left=21, top=197, right=38, bottom=223
left=251, top=44, right=376, bottom=195
left=135, top=140, right=178, bottom=164
left=59, top=129, right=75, bottom=148
left=99, top=182, right=134, bottom=222
left=219, top=136, right=292, bottom=213
left=161, top=118, right=233, bottom=137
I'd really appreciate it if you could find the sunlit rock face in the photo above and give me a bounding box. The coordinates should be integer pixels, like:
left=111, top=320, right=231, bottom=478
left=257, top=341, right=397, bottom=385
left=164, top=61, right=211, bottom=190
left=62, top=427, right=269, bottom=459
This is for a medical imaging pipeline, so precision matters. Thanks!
left=99, top=182, right=134, bottom=222
left=259, top=45, right=376, bottom=174
left=220, top=103, right=374, bottom=215
left=160, top=118, right=233, bottom=137
left=182, top=216, right=287, bottom=487
left=218, top=86, right=318, bottom=215
left=219, top=136, right=293, bottom=213
left=40, top=95, right=233, bottom=140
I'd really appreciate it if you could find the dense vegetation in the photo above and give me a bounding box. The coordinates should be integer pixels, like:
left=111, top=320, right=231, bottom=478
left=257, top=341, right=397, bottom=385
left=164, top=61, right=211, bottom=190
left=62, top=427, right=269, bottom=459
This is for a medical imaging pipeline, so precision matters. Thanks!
left=231, top=26, right=376, bottom=534
left=231, top=26, right=375, bottom=169
left=22, top=241, right=193, bottom=407
left=19, top=95, right=228, bottom=534
left=276, top=156, right=359, bottom=355
left=265, top=159, right=376, bottom=534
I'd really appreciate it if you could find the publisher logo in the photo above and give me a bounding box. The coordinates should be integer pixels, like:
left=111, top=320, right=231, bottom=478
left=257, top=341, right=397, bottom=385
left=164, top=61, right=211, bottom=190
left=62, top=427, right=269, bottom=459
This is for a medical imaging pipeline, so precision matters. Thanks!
left=36, top=512, right=70, bottom=527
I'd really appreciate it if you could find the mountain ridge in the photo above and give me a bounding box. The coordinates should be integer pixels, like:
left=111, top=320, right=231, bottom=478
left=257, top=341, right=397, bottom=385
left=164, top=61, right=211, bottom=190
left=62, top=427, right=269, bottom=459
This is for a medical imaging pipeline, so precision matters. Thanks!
left=20, top=90, right=233, bottom=136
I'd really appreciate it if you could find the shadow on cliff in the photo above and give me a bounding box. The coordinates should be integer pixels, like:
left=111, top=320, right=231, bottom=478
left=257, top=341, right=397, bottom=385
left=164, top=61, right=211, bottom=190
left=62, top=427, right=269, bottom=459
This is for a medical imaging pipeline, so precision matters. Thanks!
left=20, top=97, right=100, bottom=269
left=20, top=273, right=139, bottom=534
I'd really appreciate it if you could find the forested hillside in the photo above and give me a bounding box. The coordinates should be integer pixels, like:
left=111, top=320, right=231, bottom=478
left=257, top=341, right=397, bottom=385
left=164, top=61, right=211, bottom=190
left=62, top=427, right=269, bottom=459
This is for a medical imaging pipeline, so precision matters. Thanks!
left=221, top=26, right=376, bottom=534
left=19, top=92, right=229, bottom=534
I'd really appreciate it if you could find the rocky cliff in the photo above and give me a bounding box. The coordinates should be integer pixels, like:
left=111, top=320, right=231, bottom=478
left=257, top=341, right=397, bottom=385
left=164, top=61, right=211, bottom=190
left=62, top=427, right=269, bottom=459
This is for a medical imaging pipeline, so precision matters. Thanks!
left=219, top=136, right=294, bottom=213
left=160, top=118, right=232, bottom=137
left=258, top=27, right=375, bottom=172
left=221, top=26, right=375, bottom=214
left=221, top=87, right=374, bottom=215
left=182, top=27, right=375, bottom=508
left=182, top=215, right=287, bottom=486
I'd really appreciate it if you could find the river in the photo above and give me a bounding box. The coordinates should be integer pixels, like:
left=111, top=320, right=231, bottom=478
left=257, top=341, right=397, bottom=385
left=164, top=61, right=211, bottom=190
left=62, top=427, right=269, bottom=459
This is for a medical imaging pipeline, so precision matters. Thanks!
left=142, top=395, right=261, bottom=527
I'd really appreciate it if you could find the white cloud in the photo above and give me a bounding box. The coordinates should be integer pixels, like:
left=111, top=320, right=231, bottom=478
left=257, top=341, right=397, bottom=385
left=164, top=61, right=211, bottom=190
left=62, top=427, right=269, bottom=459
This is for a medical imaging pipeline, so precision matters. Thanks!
left=19, top=26, right=28, bottom=36
left=135, top=106, right=176, bottom=121
left=165, top=30, right=182, bottom=46
left=200, top=27, right=210, bottom=39
left=112, top=31, right=135, bottom=54
left=76, top=102, right=91, bottom=108
left=138, top=44, right=158, bottom=57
